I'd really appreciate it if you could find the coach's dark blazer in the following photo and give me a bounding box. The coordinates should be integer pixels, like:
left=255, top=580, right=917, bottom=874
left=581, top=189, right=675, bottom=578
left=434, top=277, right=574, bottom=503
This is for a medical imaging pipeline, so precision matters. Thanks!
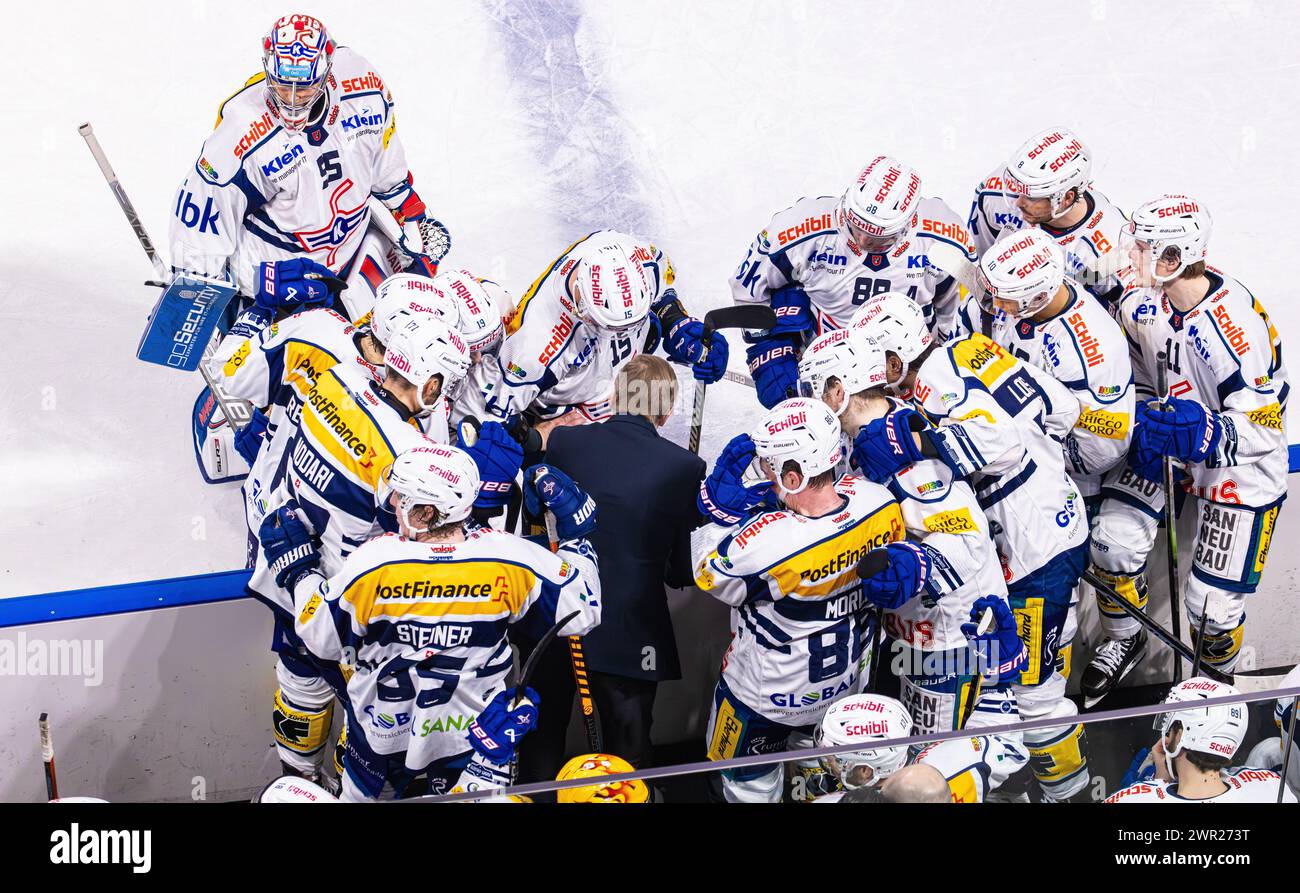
left=545, top=414, right=706, bottom=681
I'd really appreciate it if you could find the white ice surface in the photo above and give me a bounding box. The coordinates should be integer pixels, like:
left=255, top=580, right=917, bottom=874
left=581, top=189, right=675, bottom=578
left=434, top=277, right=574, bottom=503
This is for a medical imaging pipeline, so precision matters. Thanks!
left=3, top=0, right=1299, bottom=601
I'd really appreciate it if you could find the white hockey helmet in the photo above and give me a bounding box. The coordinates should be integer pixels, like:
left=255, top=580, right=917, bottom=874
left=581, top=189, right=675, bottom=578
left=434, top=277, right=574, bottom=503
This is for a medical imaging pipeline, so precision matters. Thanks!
left=382, top=444, right=481, bottom=533
left=256, top=775, right=338, bottom=803
left=1157, top=677, right=1247, bottom=778
left=1121, top=194, right=1213, bottom=284
left=750, top=397, right=844, bottom=495
left=837, top=156, right=922, bottom=253
left=848, top=293, right=932, bottom=394
left=371, top=274, right=458, bottom=346
left=572, top=236, right=654, bottom=332
left=816, top=694, right=914, bottom=789
left=431, top=269, right=514, bottom=358
left=976, top=228, right=1066, bottom=317
left=1001, top=127, right=1092, bottom=219
left=383, top=315, right=472, bottom=415
left=798, top=327, right=889, bottom=416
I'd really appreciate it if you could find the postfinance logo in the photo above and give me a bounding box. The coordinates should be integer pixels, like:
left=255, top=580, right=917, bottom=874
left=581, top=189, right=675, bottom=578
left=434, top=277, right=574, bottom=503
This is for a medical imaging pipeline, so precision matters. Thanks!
left=770, top=503, right=904, bottom=597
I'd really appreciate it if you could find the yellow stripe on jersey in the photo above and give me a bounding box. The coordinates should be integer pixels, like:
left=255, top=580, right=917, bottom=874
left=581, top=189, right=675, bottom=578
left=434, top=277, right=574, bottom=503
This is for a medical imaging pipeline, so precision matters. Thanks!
left=1245, top=402, right=1284, bottom=432
left=1250, top=295, right=1282, bottom=372
left=766, top=504, right=905, bottom=598
left=283, top=340, right=344, bottom=399
left=214, top=72, right=268, bottom=128
left=222, top=340, right=252, bottom=378
left=301, top=370, right=409, bottom=490
left=947, top=768, right=982, bottom=804
left=950, top=334, right=1017, bottom=389
left=1253, top=504, right=1279, bottom=575
left=342, top=560, right=537, bottom=622
left=509, top=234, right=594, bottom=335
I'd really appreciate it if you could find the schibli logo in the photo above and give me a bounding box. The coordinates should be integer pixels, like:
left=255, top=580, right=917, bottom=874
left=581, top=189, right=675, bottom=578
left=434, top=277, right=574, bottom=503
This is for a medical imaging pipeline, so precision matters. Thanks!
left=589, top=264, right=603, bottom=306
left=1156, top=199, right=1200, bottom=218
left=913, top=381, right=931, bottom=402
left=735, top=513, right=781, bottom=547
left=445, top=276, right=482, bottom=314
left=615, top=265, right=633, bottom=309
left=631, top=245, right=654, bottom=264
left=341, top=72, right=385, bottom=93
left=995, top=234, right=1037, bottom=265
left=840, top=699, right=886, bottom=713
left=1182, top=680, right=1220, bottom=692
left=844, top=721, right=889, bottom=736
left=1048, top=140, right=1084, bottom=173
left=778, top=213, right=834, bottom=246
left=1015, top=251, right=1049, bottom=279
left=1067, top=312, right=1105, bottom=367
left=1211, top=304, right=1250, bottom=356
left=766, top=411, right=806, bottom=435
left=874, top=163, right=903, bottom=201
left=538, top=314, right=574, bottom=364
left=1026, top=131, right=1065, bottom=160
left=234, top=113, right=275, bottom=159
left=1209, top=741, right=1234, bottom=755
left=388, top=351, right=412, bottom=373
left=921, top=219, right=975, bottom=252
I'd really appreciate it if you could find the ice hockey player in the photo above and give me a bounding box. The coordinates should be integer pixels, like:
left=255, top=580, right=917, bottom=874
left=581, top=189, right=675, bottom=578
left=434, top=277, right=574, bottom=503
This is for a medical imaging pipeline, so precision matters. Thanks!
left=957, top=229, right=1137, bottom=704
left=554, top=754, right=650, bottom=803
left=813, top=687, right=1030, bottom=803
left=850, top=292, right=1093, bottom=802
left=1106, top=678, right=1297, bottom=803
left=730, top=155, right=976, bottom=408
left=1096, top=195, right=1288, bottom=680
left=463, top=231, right=728, bottom=438
left=1242, top=664, right=1300, bottom=800
left=796, top=325, right=1021, bottom=733
left=245, top=313, right=470, bottom=783
left=693, top=397, right=905, bottom=803
left=257, top=444, right=601, bottom=799
left=967, top=127, right=1128, bottom=305
left=168, top=14, right=450, bottom=323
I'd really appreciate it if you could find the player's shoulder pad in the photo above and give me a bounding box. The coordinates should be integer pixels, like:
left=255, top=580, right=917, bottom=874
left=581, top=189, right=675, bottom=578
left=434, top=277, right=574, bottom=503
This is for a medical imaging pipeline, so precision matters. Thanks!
left=331, top=46, right=393, bottom=104
left=266, top=307, right=355, bottom=348
left=973, top=167, right=1009, bottom=196
left=199, top=73, right=281, bottom=185
left=715, top=509, right=795, bottom=571
left=1187, top=270, right=1271, bottom=372
left=914, top=196, right=977, bottom=257
left=334, top=532, right=410, bottom=591
left=759, top=195, right=840, bottom=254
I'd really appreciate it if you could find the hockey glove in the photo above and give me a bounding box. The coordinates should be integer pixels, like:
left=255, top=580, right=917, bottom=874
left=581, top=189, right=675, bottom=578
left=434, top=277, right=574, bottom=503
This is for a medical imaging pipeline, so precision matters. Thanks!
left=458, top=421, right=523, bottom=510
left=850, top=408, right=929, bottom=483
left=961, top=596, right=1029, bottom=685
left=859, top=542, right=933, bottom=610
left=258, top=502, right=320, bottom=590
left=697, top=433, right=774, bottom=525
left=226, top=306, right=273, bottom=342
left=767, top=285, right=816, bottom=338
left=1134, top=397, right=1222, bottom=464
left=1127, top=443, right=1167, bottom=485
left=1119, top=747, right=1157, bottom=788
left=665, top=318, right=730, bottom=384
left=233, top=407, right=271, bottom=466
left=746, top=336, right=801, bottom=409
left=392, top=192, right=451, bottom=271
left=466, top=688, right=540, bottom=766
left=523, top=465, right=597, bottom=540
left=254, top=258, right=344, bottom=312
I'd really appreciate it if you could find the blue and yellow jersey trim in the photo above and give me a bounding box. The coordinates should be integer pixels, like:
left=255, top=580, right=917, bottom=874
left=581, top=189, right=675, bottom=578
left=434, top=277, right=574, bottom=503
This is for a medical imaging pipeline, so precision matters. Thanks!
left=508, top=233, right=596, bottom=335
left=301, top=369, right=414, bottom=491
left=214, top=72, right=268, bottom=128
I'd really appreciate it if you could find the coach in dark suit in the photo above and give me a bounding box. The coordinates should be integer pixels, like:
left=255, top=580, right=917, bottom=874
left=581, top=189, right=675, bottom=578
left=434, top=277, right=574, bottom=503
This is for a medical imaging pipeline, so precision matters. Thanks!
left=515, top=355, right=706, bottom=781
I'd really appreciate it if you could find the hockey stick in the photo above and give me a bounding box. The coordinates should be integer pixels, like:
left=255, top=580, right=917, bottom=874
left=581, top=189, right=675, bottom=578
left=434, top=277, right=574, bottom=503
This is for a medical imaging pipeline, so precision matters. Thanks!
left=1278, top=693, right=1299, bottom=803
left=39, top=713, right=59, bottom=801
left=532, top=468, right=602, bottom=752
left=1155, top=351, right=1184, bottom=682
left=957, top=611, right=993, bottom=731
left=856, top=549, right=890, bottom=692
left=688, top=305, right=778, bottom=455
left=509, top=609, right=581, bottom=784
left=78, top=123, right=249, bottom=430
left=722, top=370, right=755, bottom=389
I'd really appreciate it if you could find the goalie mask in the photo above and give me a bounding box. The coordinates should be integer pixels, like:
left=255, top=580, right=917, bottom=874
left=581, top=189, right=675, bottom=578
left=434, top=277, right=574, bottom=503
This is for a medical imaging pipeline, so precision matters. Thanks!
left=262, top=15, right=334, bottom=132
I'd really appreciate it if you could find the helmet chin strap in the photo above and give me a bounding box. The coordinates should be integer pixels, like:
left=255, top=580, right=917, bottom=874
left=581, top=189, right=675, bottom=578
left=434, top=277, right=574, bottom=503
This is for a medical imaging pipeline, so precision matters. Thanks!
left=886, top=359, right=911, bottom=397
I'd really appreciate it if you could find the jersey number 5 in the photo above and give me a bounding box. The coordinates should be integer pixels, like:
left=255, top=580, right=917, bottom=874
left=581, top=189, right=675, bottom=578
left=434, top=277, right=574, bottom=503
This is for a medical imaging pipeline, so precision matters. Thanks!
left=318, top=151, right=343, bottom=189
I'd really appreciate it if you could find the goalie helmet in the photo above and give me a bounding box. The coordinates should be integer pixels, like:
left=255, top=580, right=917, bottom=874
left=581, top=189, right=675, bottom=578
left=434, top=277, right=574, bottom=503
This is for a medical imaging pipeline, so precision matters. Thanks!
left=382, top=444, right=480, bottom=533
left=976, top=228, right=1066, bottom=317
left=573, top=236, right=653, bottom=332
left=384, top=315, right=471, bottom=415
left=798, top=328, right=888, bottom=415
left=262, top=14, right=334, bottom=132
left=848, top=293, right=932, bottom=394
left=555, top=753, right=650, bottom=803
left=751, top=397, right=844, bottom=495
left=432, top=269, right=513, bottom=358
left=838, top=156, right=922, bottom=253
left=1122, top=195, right=1213, bottom=284
left=1001, top=127, right=1092, bottom=220
left=1156, top=677, right=1247, bottom=778
left=816, top=694, right=914, bottom=789
left=371, top=274, right=457, bottom=346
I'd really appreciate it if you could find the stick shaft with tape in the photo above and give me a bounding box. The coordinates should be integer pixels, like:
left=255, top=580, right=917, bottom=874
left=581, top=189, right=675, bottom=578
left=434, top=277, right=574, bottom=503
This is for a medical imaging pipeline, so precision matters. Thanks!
left=39, top=714, right=59, bottom=802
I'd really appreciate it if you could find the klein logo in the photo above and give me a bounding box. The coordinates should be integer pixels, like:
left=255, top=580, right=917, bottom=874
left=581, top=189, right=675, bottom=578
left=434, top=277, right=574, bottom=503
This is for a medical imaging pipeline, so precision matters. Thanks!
left=341, top=111, right=384, bottom=131
left=261, top=143, right=305, bottom=177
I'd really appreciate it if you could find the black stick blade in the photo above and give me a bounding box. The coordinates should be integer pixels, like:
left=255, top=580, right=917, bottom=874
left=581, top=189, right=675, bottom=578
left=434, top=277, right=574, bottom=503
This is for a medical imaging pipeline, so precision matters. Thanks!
left=856, top=548, right=890, bottom=579
left=703, top=304, right=777, bottom=336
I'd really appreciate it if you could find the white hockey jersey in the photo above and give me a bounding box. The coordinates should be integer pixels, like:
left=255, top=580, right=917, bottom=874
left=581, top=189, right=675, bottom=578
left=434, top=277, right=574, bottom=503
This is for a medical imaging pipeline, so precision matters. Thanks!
left=290, top=528, right=600, bottom=770
left=1105, top=767, right=1297, bottom=803
left=169, top=47, right=419, bottom=296
left=817, top=730, right=1029, bottom=803
left=953, top=283, right=1135, bottom=481
left=968, top=176, right=1128, bottom=304
left=694, top=475, right=905, bottom=725
left=911, top=333, right=1088, bottom=585
left=731, top=194, right=976, bottom=340
left=464, top=231, right=671, bottom=423
left=1117, top=267, right=1288, bottom=507
left=213, top=307, right=381, bottom=531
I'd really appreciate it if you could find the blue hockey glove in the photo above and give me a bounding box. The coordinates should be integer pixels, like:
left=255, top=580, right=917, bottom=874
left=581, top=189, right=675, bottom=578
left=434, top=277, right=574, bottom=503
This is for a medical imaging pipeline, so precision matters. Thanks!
left=258, top=502, right=320, bottom=590
left=697, top=433, right=774, bottom=525
left=768, top=285, right=816, bottom=338
left=1119, top=747, right=1157, bottom=788
left=961, top=596, right=1029, bottom=684
left=746, top=336, right=801, bottom=409
left=524, top=465, right=597, bottom=540
left=458, top=421, right=523, bottom=510
left=850, top=407, right=928, bottom=483
left=254, top=258, right=344, bottom=312
left=1127, top=443, right=1167, bottom=485
left=666, top=318, right=730, bottom=384
left=233, top=407, right=271, bottom=466
left=466, top=688, right=540, bottom=766
left=1134, top=397, right=1222, bottom=464
left=860, top=542, right=933, bottom=610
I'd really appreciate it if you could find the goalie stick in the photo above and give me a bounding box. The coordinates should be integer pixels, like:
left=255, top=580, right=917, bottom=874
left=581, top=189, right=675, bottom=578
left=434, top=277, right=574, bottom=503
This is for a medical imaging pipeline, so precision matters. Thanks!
left=688, top=305, right=778, bottom=455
